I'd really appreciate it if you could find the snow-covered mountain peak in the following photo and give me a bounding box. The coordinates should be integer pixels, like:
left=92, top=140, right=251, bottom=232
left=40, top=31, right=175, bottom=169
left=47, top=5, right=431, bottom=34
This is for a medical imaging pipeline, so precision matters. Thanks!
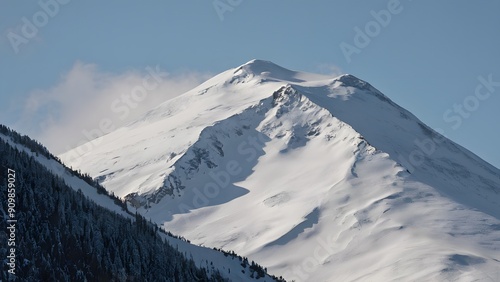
left=335, top=74, right=370, bottom=88
left=238, top=59, right=282, bottom=72
left=230, top=59, right=333, bottom=85
left=234, top=59, right=298, bottom=81
left=60, top=60, right=500, bottom=281
left=271, top=84, right=299, bottom=102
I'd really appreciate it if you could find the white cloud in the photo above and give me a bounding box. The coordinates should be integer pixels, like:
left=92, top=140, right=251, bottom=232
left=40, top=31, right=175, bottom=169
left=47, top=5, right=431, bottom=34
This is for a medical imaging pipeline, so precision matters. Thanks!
left=16, top=61, right=212, bottom=154
left=315, top=63, right=344, bottom=77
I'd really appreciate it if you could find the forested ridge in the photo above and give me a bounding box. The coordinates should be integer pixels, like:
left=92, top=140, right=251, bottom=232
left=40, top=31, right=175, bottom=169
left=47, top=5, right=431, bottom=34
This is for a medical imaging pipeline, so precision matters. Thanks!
left=0, top=126, right=227, bottom=281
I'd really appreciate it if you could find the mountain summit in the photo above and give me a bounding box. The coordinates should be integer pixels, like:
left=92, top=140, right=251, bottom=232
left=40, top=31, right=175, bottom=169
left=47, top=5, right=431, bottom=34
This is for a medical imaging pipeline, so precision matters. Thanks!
left=232, top=59, right=329, bottom=82
left=60, top=60, right=500, bottom=281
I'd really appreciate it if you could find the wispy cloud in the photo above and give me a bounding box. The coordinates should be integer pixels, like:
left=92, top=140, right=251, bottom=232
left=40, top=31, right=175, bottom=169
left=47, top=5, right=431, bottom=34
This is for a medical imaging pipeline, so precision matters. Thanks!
left=315, top=63, right=344, bottom=77
left=15, top=61, right=212, bottom=154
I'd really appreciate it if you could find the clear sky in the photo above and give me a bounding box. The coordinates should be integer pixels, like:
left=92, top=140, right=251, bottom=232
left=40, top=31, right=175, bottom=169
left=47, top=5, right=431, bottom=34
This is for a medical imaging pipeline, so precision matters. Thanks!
left=1, top=0, right=499, bottom=168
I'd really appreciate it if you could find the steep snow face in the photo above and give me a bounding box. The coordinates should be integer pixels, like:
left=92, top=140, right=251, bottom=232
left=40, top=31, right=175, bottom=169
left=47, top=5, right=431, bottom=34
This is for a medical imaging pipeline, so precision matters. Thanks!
left=60, top=68, right=280, bottom=198
left=0, top=132, right=279, bottom=282
left=60, top=60, right=500, bottom=281
left=294, top=75, right=500, bottom=219
left=59, top=60, right=329, bottom=199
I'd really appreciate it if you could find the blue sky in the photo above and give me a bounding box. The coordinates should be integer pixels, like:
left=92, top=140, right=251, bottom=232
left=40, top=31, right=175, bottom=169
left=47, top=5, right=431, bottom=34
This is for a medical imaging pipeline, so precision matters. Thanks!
left=1, top=0, right=499, bottom=168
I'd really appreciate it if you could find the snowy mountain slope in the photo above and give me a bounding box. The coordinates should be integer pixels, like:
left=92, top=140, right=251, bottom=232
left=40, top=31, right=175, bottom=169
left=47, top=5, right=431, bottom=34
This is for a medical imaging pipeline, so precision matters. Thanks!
left=293, top=76, right=500, bottom=219
left=60, top=60, right=500, bottom=281
left=0, top=132, right=131, bottom=218
left=0, top=129, right=281, bottom=282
